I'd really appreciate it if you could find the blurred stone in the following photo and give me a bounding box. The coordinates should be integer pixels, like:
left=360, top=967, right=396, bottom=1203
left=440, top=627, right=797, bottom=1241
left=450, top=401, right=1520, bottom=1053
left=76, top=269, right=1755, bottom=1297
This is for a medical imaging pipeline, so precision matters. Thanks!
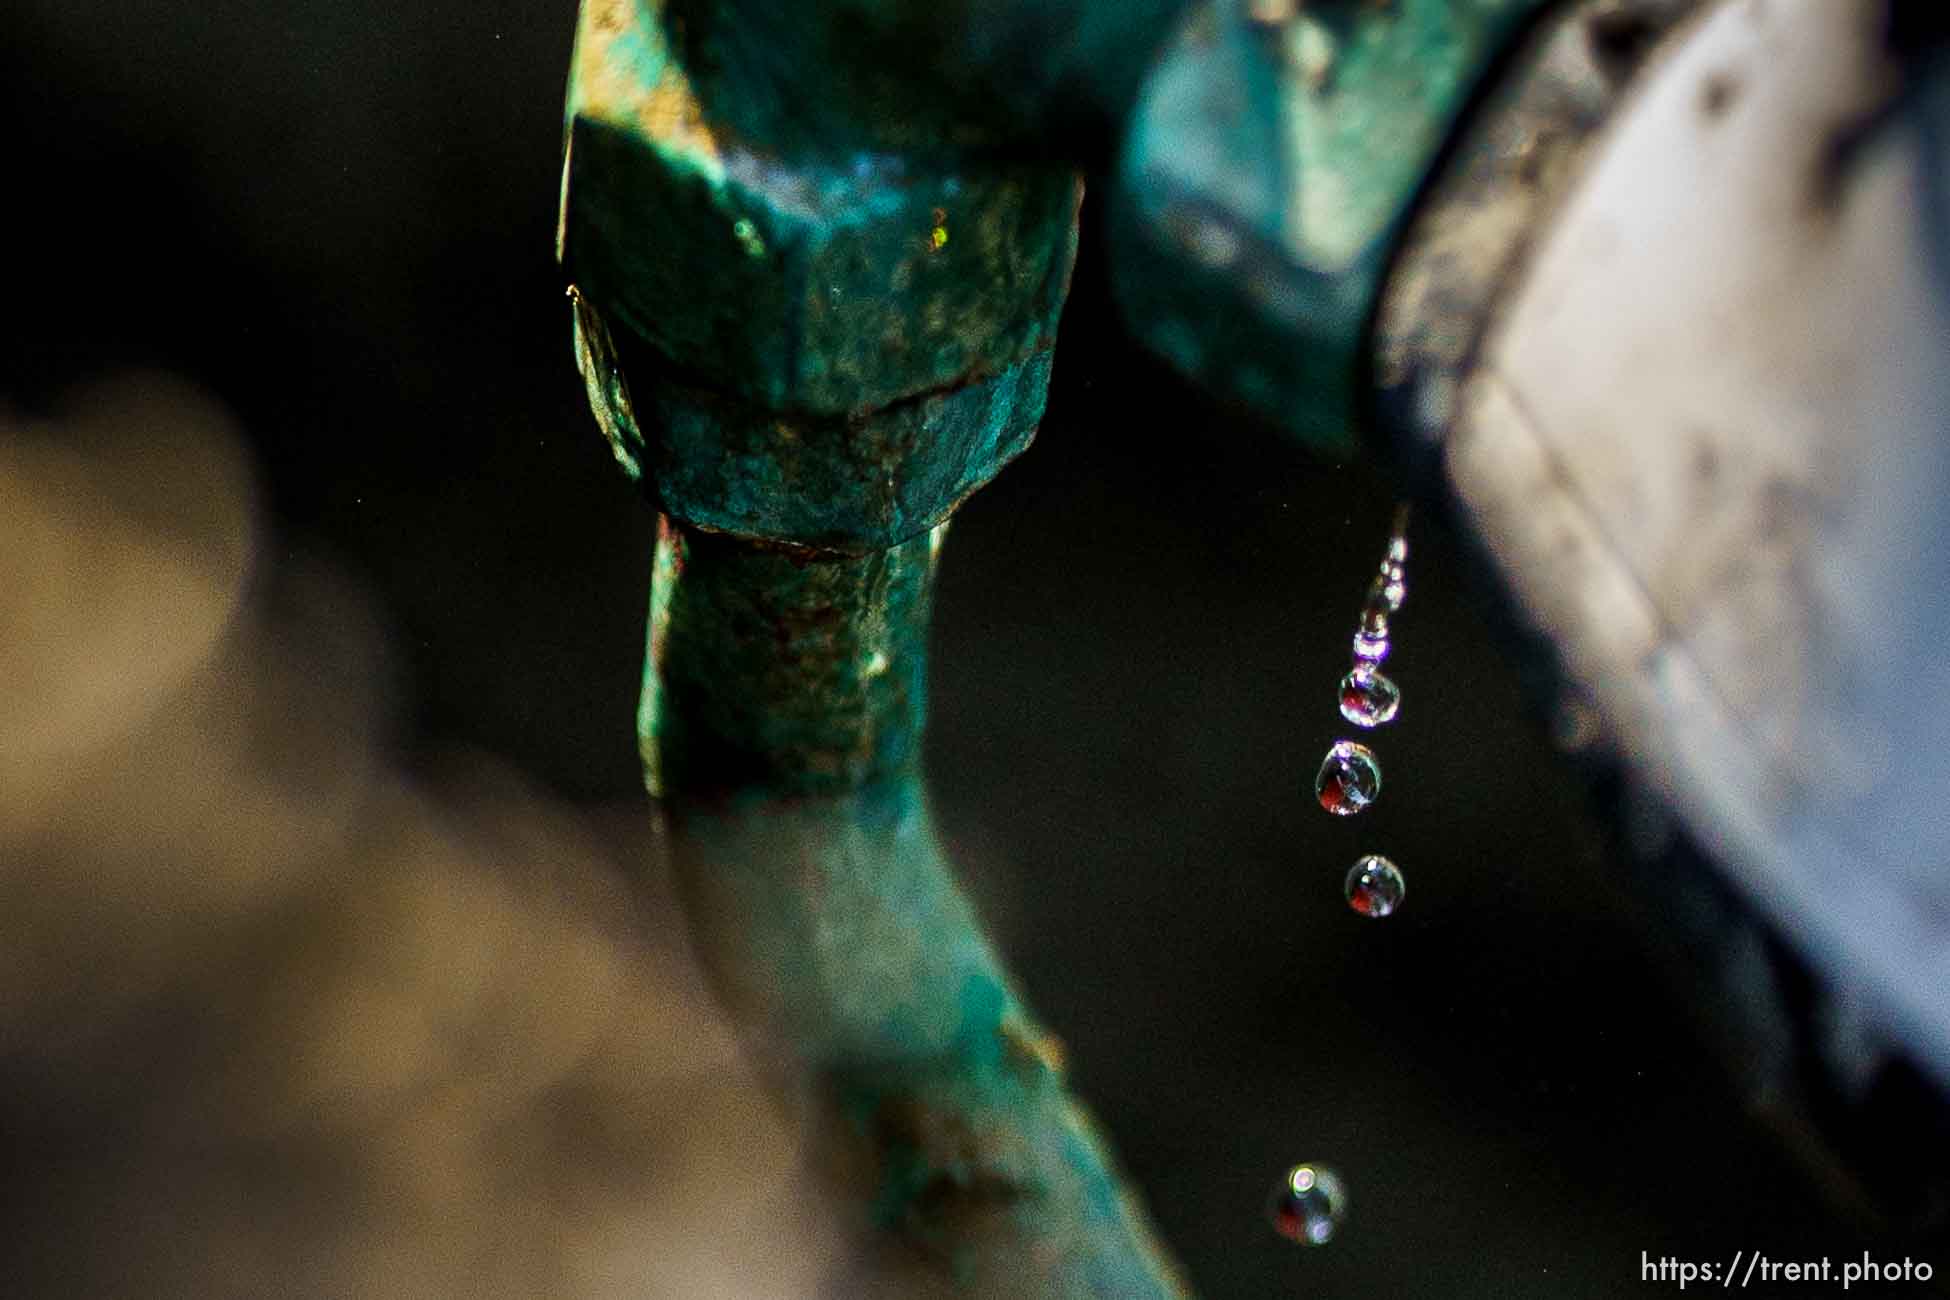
left=0, top=377, right=845, bottom=1298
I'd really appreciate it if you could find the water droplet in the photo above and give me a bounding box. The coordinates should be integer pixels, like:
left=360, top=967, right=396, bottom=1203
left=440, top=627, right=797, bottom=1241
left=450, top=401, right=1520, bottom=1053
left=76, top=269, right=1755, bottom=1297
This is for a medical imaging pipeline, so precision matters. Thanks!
left=1315, top=741, right=1380, bottom=815
left=1269, top=1164, right=1346, bottom=1245
left=1367, top=573, right=1404, bottom=615
left=1339, top=666, right=1400, bottom=727
left=1385, top=536, right=1408, bottom=567
left=1351, top=630, right=1390, bottom=663
left=1344, top=855, right=1405, bottom=917
left=1358, top=604, right=1390, bottom=640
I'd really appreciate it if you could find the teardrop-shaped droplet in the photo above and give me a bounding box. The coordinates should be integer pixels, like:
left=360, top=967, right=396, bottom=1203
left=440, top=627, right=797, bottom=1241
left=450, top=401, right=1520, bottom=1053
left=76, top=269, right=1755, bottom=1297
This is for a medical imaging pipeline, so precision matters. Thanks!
left=1339, top=667, right=1400, bottom=727
left=1351, top=630, right=1390, bottom=663
left=1344, top=855, right=1405, bottom=918
left=1315, top=741, right=1380, bottom=815
left=1366, top=572, right=1405, bottom=616
left=1269, top=1164, right=1347, bottom=1245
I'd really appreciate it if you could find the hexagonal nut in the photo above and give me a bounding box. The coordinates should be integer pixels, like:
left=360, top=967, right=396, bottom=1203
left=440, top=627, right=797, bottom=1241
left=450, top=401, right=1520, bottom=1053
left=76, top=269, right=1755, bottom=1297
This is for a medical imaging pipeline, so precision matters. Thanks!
left=559, top=0, right=1083, bottom=417
left=573, top=254, right=1054, bottom=553
left=642, top=347, right=1053, bottom=552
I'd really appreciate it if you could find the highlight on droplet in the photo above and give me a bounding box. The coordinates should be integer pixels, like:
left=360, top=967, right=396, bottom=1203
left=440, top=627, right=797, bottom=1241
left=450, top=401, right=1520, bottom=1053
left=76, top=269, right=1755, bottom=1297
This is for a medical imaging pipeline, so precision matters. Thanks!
left=1315, top=741, right=1380, bottom=816
left=1339, top=666, right=1401, bottom=728
left=1344, top=854, right=1405, bottom=918
left=1268, top=1163, right=1347, bottom=1245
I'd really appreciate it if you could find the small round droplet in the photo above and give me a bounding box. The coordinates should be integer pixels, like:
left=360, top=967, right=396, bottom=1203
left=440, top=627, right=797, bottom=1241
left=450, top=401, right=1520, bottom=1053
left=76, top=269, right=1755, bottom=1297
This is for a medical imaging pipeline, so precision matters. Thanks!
left=1385, top=537, right=1408, bottom=567
left=1358, top=605, right=1390, bottom=640
left=1269, top=1164, right=1347, bottom=1245
left=1344, top=855, right=1405, bottom=917
left=1315, top=741, right=1380, bottom=815
left=1366, top=572, right=1405, bottom=615
left=1351, top=630, right=1390, bottom=663
left=1339, top=667, right=1400, bottom=727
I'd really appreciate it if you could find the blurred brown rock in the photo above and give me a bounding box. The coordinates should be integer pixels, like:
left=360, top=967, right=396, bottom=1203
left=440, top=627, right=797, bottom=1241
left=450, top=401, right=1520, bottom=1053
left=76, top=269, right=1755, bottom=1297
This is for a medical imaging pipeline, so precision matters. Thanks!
left=0, top=376, right=849, bottom=1298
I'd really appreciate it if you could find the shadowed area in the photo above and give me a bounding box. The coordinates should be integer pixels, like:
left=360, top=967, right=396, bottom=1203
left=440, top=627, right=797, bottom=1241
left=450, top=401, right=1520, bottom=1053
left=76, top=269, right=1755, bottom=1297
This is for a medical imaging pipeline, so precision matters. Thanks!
left=0, top=382, right=856, bottom=1298
left=1, top=0, right=1941, bottom=1294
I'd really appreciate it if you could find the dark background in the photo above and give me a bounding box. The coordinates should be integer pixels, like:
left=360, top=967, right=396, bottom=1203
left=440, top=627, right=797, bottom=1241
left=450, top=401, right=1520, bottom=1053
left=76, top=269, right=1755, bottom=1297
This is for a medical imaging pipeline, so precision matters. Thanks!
left=2, top=1, right=1926, bottom=1294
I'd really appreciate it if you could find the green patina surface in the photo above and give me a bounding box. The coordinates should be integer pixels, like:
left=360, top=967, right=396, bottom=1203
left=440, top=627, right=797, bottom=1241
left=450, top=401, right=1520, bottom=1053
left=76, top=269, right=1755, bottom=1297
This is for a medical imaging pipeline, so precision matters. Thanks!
left=1279, top=0, right=1546, bottom=272
left=561, top=0, right=1081, bottom=418
left=563, top=114, right=1080, bottom=416
left=569, top=284, right=646, bottom=481
left=1112, top=0, right=1549, bottom=454
left=642, top=515, right=1187, bottom=1294
left=640, top=515, right=938, bottom=798
left=667, top=778, right=1186, bottom=1295
left=573, top=288, right=1053, bottom=551
left=561, top=0, right=1086, bottom=552
left=641, top=350, right=1051, bottom=551
left=663, top=0, right=1196, bottom=157
left=561, top=0, right=1562, bottom=1290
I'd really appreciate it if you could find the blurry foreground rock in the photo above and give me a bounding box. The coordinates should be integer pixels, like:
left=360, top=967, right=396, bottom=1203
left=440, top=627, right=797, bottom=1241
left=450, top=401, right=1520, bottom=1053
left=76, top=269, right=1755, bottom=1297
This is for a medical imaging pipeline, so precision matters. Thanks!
left=0, top=375, right=930, bottom=1297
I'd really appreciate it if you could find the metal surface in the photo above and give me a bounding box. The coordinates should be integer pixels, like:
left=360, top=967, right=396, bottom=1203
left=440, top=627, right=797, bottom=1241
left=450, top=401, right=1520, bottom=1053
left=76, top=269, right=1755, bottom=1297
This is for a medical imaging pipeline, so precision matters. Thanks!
left=557, top=0, right=1215, bottom=1290
left=639, top=513, right=1187, bottom=1294
left=661, top=0, right=1195, bottom=156
left=1446, top=0, right=1950, bottom=1143
left=1373, top=0, right=1701, bottom=485
left=1110, top=0, right=1550, bottom=454
left=552, top=0, right=1845, bottom=1287
left=559, top=0, right=1084, bottom=552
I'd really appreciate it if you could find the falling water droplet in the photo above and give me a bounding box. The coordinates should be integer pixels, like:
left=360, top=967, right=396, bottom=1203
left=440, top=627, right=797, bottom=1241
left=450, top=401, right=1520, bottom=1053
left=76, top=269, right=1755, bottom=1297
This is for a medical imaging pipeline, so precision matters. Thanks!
left=1315, top=741, right=1380, bottom=815
left=1269, top=1164, right=1347, bottom=1245
left=1368, top=573, right=1405, bottom=615
left=1344, top=855, right=1405, bottom=917
left=1351, top=630, right=1390, bottom=663
left=1338, top=666, right=1400, bottom=727
left=1358, top=605, right=1390, bottom=640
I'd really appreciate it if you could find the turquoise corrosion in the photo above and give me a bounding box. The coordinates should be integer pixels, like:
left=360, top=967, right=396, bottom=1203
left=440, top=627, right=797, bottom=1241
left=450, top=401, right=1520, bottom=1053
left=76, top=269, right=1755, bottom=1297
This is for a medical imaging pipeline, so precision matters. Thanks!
left=560, top=0, right=1197, bottom=1292
left=642, top=519, right=1185, bottom=1292
left=1111, top=0, right=1551, bottom=455
left=559, top=0, right=1556, bottom=1292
